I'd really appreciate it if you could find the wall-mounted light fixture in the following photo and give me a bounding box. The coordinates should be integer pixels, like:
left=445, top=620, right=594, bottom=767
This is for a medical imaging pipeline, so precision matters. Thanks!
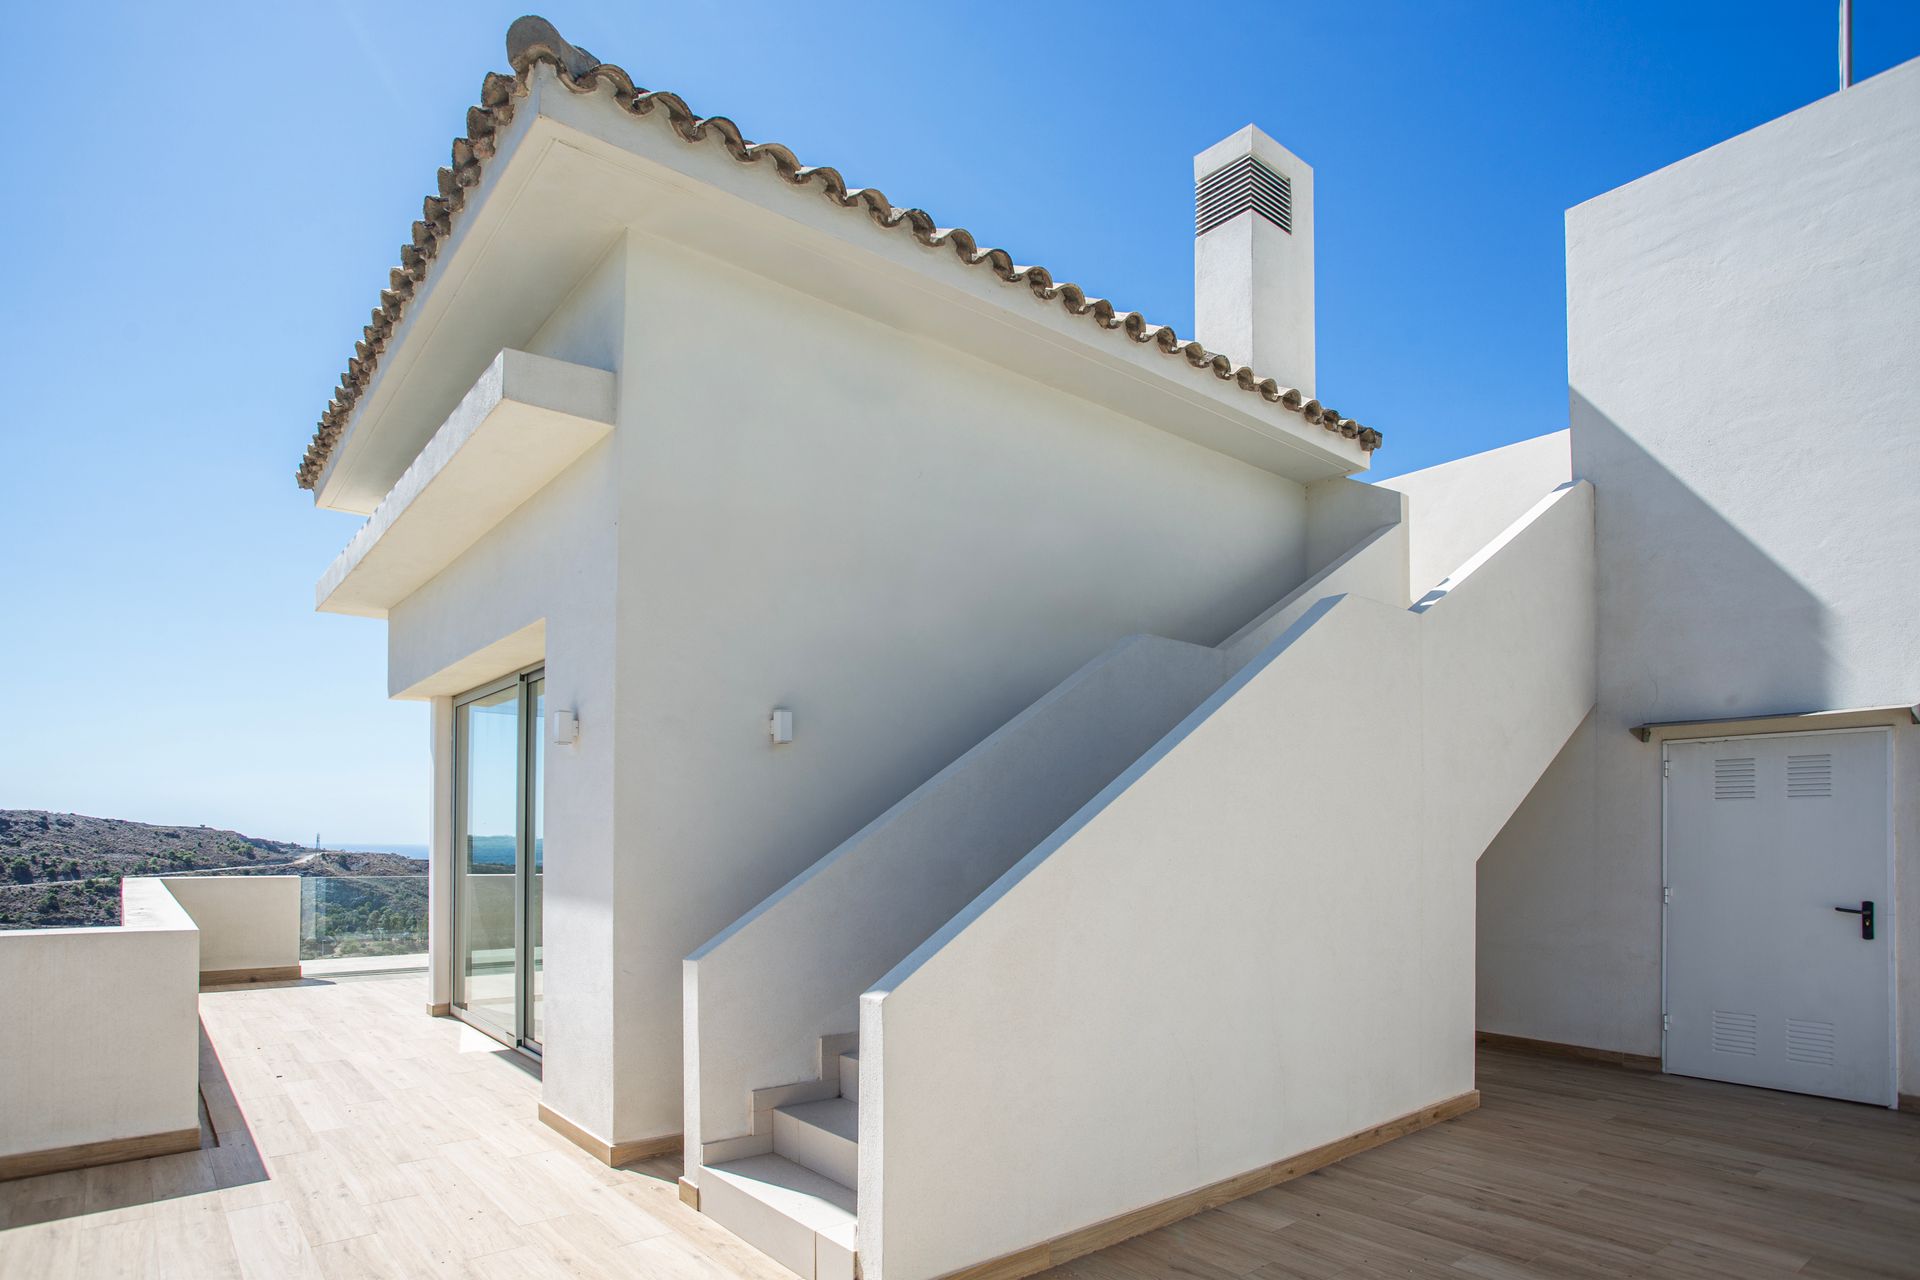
left=552, top=709, right=579, bottom=747
left=769, top=707, right=794, bottom=746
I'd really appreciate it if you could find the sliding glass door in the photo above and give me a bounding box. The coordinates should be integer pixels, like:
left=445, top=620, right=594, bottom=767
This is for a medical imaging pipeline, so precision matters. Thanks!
left=453, top=667, right=544, bottom=1051
left=527, top=675, right=544, bottom=1046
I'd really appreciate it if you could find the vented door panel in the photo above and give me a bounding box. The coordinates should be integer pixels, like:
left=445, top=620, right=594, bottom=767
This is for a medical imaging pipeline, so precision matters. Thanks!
left=1664, top=731, right=1892, bottom=1105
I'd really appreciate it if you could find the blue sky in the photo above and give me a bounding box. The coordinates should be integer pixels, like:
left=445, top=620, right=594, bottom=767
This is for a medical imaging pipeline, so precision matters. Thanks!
left=2, top=2, right=1914, bottom=846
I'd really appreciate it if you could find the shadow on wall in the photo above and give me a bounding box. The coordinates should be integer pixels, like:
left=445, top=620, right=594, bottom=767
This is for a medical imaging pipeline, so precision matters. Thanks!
left=1571, top=390, right=1834, bottom=724
left=1473, top=394, right=1836, bottom=1056
left=3, top=1023, right=268, bottom=1226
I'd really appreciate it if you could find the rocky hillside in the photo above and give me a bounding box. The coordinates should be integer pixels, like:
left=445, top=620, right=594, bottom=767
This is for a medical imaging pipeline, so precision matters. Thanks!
left=0, top=810, right=426, bottom=931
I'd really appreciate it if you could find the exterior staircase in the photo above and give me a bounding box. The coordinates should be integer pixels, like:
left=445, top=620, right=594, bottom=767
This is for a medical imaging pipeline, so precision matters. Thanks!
left=687, top=462, right=1593, bottom=1280
left=700, top=1040, right=863, bottom=1280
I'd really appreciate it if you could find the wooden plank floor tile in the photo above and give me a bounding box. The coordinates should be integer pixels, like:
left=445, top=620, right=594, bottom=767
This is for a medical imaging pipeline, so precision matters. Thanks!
left=1048, top=1050, right=1920, bottom=1280
left=2, top=973, right=1916, bottom=1280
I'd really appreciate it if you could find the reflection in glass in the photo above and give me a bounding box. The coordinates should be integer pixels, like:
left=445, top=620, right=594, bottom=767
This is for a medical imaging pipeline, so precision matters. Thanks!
left=456, top=685, right=519, bottom=1042
left=301, top=876, right=428, bottom=959
left=528, top=677, right=545, bottom=1047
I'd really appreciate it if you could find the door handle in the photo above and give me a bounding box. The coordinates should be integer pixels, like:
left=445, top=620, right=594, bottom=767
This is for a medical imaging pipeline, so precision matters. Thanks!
left=1833, top=900, right=1874, bottom=940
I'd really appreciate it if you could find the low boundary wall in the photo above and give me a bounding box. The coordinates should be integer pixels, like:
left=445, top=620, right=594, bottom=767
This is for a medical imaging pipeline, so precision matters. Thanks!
left=0, top=875, right=303, bottom=1179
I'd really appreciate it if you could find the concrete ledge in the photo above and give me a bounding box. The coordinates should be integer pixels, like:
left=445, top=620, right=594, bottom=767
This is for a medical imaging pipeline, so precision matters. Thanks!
left=201, top=965, right=303, bottom=989
left=317, top=348, right=616, bottom=618
left=1631, top=702, right=1919, bottom=743
left=936, top=1090, right=1480, bottom=1280
left=537, top=1102, right=681, bottom=1167
left=0, top=1126, right=201, bottom=1183
left=1477, top=1030, right=1662, bottom=1072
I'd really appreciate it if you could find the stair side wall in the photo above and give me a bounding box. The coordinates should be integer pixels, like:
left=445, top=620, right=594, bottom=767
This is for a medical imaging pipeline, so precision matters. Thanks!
left=861, top=482, right=1594, bottom=1280
left=617, top=228, right=1321, bottom=1144
left=683, top=634, right=1236, bottom=1166
left=1378, top=430, right=1572, bottom=599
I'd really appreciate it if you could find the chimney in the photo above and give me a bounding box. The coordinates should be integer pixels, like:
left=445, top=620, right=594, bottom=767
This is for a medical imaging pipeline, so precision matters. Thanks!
left=1192, top=126, right=1314, bottom=399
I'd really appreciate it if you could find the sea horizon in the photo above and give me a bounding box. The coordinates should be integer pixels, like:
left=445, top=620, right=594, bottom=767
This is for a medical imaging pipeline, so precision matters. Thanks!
left=321, top=841, right=429, bottom=860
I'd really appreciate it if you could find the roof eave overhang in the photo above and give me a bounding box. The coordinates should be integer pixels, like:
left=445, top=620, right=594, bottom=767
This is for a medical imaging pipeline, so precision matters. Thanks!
left=311, top=77, right=617, bottom=513
left=315, top=65, right=1371, bottom=513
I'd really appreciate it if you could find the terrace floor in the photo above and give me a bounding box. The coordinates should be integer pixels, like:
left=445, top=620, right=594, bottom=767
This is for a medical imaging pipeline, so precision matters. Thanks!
left=0, top=972, right=1915, bottom=1279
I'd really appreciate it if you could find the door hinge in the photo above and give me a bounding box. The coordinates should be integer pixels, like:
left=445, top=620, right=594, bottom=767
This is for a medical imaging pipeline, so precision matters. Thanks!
left=1662, top=758, right=1671, bottom=779
left=1663, top=1013, right=1671, bottom=1032
left=1662, top=885, right=1671, bottom=905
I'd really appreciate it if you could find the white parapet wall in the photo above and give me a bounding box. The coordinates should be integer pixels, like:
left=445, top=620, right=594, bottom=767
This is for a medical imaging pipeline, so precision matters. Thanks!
left=159, top=875, right=303, bottom=981
left=1377, top=430, right=1572, bottom=598
left=0, top=874, right=307, bottom=1179
left=1217, top=486, right=1410, bottom=661
left=857, top=481, right=1594, bottom=1280
left=0, top=879, right=201, bottom=1173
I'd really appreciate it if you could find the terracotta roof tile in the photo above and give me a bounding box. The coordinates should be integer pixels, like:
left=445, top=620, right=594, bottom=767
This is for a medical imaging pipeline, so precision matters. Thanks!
left=295, top=16, right=1379, bottom=491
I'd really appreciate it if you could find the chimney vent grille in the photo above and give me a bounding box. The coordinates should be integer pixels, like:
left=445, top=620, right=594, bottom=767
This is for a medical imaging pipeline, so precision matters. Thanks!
left=1196, top=155, right=1293, bottom=236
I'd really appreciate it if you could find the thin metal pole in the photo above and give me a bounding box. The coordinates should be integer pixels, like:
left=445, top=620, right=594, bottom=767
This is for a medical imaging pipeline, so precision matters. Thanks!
left=1840, top=0, right=1853, bottom=90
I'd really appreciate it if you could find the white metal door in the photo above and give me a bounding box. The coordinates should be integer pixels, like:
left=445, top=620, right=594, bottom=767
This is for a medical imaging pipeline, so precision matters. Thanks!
left=1664, top=729, right=1893, bottom=1105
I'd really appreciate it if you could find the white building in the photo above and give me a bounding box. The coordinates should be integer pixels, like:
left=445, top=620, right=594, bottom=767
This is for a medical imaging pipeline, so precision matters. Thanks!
left=287, top=18, right=1918, bottom=1280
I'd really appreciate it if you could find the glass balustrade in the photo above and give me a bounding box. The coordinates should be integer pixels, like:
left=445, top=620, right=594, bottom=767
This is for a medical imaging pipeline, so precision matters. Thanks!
left=299, top=874, right=429, bottom=961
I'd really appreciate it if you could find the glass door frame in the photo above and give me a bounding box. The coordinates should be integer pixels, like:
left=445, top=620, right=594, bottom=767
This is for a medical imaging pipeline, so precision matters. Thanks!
left=451, top=662, right=545, bottom=1055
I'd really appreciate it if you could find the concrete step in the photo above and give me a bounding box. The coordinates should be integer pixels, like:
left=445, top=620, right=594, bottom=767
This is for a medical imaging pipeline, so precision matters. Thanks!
left=702, top=1154, right=856, bottom=1280
left=837, top=1049, right=859, bottom=1100
left=772, top=1096, right=858, bottom=1187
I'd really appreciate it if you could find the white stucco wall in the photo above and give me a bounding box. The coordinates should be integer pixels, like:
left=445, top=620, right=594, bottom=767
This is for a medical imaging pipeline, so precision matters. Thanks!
left=684, top=484, right=1410, bottom=1171
left=390, top=446, right=620, bottom=1137
left=526, top=238, right=626, bottom=373
left=380, top=217, right=1321, bottom=1146
left=1379, top=431, right=1572, bottom=597
left=861, top=483, right=1592, bottom=1280
left=1214, top=479, right=1409, bottom=660
left=385, top=241, right=625, bottom=1142
left=158, top=875, right=300, bottom=973
left=607, top=230, right=1318, bottom=1144
left=1300, top=477, right=1408, bottom=588
left=684, top=634, right=1238, bottom=1164
left=0, top=879, right=200, bottom=1160
left=1477, top=59, right=1920, bottom=1091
